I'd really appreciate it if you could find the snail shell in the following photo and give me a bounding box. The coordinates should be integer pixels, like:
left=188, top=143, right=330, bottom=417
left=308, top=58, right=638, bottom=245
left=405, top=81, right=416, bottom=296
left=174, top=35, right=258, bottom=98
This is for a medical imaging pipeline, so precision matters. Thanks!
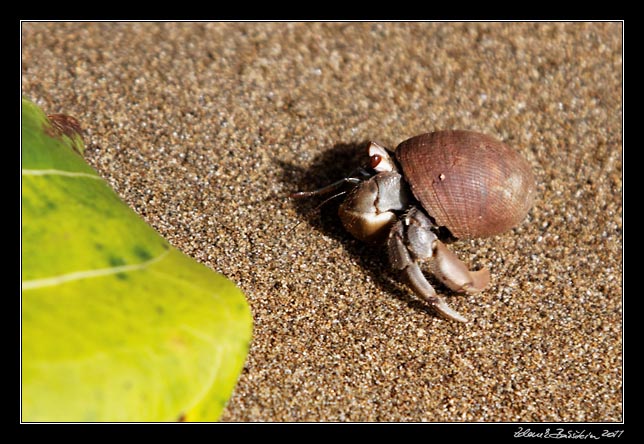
left=395, top=130, right=536, bottom=239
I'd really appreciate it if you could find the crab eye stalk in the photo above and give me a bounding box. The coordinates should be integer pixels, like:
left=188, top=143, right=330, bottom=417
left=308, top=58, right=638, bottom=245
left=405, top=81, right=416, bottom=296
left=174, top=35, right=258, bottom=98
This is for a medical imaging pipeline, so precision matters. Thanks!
left=367, top=141, right=398, bottom=173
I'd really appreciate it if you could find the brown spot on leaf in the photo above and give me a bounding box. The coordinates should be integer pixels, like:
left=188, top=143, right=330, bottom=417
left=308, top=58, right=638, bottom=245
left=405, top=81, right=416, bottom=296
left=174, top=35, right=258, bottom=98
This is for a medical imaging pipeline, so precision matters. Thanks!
left=46, top=113, right=84, bottom=154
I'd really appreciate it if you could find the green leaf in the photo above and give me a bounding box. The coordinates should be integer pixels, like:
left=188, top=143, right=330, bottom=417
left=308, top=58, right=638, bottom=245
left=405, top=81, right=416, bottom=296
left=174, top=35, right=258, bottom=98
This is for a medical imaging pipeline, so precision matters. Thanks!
left=21, top=98, right=253, bottom=422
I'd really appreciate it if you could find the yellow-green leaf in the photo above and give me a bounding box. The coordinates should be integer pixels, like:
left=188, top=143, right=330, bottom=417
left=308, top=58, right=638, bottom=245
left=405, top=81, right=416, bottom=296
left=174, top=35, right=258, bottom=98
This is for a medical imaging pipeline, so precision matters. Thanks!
left=21, top=98, right=253, bottom=422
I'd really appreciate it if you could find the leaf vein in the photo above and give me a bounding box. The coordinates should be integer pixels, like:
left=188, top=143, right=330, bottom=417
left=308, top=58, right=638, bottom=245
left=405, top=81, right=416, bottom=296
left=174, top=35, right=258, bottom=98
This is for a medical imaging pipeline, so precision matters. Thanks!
left=22, top=249, right=171, bottom=291
left=22, top=169, right=101, bottom=180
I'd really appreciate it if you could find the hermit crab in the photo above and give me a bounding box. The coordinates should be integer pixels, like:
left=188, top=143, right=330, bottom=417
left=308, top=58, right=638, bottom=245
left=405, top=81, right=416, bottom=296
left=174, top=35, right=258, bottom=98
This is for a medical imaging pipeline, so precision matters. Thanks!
left=292, top=130, right=536, bottom=322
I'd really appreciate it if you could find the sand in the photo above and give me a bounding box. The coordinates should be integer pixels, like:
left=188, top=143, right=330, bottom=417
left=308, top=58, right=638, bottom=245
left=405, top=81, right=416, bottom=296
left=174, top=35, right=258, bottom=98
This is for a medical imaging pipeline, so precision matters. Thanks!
left=21, top=22, right=622, bottom=422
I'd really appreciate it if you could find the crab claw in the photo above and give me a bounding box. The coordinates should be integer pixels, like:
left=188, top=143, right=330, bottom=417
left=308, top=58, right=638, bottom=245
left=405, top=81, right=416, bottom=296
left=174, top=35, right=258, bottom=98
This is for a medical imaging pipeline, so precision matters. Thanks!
left=430, top=240, right=490, bottom=295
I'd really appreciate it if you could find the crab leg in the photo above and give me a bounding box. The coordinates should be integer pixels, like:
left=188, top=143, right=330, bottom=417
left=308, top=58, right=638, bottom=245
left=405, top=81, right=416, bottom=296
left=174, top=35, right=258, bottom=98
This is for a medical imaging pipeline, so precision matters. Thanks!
left=400, top=262, right=469, bottom=323
left=387, top=208, right=490, bottom=323
left=388, top=210, right=469, bottom=323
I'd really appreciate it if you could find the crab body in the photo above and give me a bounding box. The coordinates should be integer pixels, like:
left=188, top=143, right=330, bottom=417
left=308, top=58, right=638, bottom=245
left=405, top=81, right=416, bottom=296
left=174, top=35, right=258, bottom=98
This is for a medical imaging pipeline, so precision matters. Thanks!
left=293, top=130, right=536, bottom=322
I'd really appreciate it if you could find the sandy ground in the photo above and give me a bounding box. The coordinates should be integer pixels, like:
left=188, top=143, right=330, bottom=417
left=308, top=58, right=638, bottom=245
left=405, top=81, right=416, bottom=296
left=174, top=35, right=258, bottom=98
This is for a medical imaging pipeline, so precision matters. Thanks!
left=21, top=22, right=622, bottom=422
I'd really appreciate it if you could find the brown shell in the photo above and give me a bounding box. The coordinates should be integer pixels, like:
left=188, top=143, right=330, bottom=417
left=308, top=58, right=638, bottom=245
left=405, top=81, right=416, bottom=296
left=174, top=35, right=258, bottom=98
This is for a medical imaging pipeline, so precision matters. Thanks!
left=396, top=130, right=536, bottom=239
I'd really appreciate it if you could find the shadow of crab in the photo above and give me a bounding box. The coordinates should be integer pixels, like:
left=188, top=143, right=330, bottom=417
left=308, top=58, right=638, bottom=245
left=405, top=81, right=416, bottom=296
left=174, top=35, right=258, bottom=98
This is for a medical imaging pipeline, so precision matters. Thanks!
left=278, top=141, right=462, bottom=321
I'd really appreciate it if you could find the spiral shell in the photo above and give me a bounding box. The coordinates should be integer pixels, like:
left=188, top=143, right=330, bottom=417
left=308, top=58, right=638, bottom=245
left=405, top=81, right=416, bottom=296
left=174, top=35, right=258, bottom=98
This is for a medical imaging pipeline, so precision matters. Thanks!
left=395, top=130, right=536, bottom=239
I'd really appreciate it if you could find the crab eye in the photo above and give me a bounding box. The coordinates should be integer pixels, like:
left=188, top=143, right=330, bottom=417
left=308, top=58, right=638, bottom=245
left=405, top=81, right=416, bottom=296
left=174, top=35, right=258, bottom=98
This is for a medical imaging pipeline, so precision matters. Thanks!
left=370, top=154, right=382, bottom=169
left=368, top=141, right=397, bottom=173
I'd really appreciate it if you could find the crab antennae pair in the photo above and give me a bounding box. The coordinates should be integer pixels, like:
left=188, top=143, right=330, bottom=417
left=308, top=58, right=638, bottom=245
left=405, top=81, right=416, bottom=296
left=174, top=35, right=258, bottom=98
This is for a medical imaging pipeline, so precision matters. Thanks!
left=289, top=177, right=361, bottom=199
